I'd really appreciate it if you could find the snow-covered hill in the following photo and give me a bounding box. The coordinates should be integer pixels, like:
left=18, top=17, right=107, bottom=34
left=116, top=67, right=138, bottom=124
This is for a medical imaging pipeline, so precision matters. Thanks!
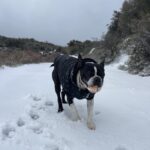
left=0, top=63, right=150, bottom=150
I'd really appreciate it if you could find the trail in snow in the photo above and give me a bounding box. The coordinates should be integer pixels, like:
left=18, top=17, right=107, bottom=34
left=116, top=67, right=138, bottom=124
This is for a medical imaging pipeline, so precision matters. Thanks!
left=0, top=63, right=150, bottom=150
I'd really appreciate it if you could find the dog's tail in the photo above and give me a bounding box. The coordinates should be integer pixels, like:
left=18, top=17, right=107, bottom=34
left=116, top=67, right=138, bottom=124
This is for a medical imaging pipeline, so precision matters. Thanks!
left=50, top=63, right=54, bottom=67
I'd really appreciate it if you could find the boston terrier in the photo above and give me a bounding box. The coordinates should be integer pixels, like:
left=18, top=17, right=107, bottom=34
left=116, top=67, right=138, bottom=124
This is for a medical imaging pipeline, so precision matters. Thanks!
left=51, top=54, right=105, bottom=130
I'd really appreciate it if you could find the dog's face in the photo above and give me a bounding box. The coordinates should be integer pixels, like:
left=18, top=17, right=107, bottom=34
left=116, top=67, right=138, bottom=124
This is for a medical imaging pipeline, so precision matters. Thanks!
left=77, top=55, right=105, bottom=93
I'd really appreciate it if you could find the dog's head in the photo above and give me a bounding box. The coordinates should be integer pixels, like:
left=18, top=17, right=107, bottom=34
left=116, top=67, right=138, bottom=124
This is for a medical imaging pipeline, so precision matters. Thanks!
left=76, top=54, right=105, bottom=94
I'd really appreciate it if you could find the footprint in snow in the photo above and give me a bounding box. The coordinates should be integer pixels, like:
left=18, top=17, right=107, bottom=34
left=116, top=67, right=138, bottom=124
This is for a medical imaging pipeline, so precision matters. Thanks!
left=1, top=124, right=16, bottom=139
left=16, top=118, right=25, bottom=127
left=45, top=101, right=54, bottom=107
left=95, top=111, right=101, bottom=115
left=115, top=146, right=128, bottom=150
left=27, top=122, right=43, bottom=134
left=31, top=96, right=41, bottom=101
left=30, top=126, right=43, bottom=134
left=44, top=144, right=59, bottom=150
left=29, top=111, right=40, bottom=120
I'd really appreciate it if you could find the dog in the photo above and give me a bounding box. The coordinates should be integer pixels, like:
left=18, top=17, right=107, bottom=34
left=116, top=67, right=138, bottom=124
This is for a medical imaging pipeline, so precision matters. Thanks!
left=51, top=54, right=105, bottom=130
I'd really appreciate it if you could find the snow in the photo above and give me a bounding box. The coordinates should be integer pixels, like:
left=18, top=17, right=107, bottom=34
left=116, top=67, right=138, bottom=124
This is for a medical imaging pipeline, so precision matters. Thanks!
left=112, top=54, right=129, bottom=68
left=0, top=62, right=150, bottom=150
left=89, top=48, right=95, bottom=54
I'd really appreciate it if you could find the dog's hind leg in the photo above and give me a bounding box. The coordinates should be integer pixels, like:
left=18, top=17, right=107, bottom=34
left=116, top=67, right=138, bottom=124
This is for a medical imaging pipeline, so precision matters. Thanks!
left=52, top=70, right=63, bottom=112
left=61, top=90, right=67, bottom=104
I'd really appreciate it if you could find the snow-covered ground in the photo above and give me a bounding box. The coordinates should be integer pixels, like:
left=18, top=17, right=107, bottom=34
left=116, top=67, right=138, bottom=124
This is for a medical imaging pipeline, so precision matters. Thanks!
left=0, top=62, right=150, bottom=150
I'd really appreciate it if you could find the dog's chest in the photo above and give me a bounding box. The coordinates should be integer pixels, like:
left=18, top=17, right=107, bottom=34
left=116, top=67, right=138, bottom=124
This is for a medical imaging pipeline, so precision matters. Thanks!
left=57, top=57, right=93, bottom=99
left=66, top=83, right=92, bottom=99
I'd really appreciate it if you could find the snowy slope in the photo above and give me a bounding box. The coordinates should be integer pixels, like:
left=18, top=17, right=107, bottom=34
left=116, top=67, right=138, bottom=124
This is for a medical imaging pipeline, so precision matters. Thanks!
left=0, top=63, right=150, bottom=150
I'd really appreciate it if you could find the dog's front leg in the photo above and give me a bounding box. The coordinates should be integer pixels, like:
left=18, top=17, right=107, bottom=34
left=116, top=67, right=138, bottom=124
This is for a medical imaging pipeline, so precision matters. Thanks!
left=67, top=97, right=81, bottom=121
left=87, top=99, right=96, bottom=130
left=70, top=103, right=81, bottom=121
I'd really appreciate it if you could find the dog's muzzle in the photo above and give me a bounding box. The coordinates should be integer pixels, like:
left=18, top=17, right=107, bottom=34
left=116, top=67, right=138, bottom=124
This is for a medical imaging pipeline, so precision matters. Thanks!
left=87, top=76, right=102, bottom=93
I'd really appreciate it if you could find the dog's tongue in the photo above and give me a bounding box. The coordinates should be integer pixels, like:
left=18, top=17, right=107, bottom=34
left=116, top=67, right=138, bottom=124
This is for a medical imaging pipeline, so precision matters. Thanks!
left=87, top=86, right=98, bottom=93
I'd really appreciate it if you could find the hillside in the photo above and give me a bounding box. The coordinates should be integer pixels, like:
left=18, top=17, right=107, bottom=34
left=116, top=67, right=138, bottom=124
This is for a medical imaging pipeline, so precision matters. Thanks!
left=92, top=0, right=150, bottom=76
left=0, top=35, right=64, bottom=66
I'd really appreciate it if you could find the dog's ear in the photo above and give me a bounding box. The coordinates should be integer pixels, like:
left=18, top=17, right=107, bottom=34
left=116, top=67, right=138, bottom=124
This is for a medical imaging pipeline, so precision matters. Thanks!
left=99, top=59, right=105, bottom=69
left=78, top=53, right=82, bottom=60
left=77, top=54, right=84, bottom=69
left=98, top=59, right=105, bottom=77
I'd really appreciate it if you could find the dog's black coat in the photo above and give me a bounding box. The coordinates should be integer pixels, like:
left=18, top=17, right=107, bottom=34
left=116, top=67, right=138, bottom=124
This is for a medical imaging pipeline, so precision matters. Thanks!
left=51, top=54, right=105, bottom=112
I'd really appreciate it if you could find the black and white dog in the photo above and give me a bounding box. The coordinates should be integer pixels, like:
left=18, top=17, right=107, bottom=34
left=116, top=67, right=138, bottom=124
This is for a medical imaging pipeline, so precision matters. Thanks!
left=51, top=54, right=105, bottom=130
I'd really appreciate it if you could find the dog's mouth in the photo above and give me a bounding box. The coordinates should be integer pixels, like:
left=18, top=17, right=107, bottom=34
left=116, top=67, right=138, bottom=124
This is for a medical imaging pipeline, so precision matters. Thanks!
left=87, top=85, right=101, bottom=93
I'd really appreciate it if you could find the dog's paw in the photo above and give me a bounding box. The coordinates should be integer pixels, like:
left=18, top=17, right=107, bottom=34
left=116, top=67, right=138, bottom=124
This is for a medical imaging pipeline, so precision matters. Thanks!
left=72, top=115, right=81, bottom=121
left=87, top=121, right=96, bottom=130
left=58, top=108, right=64, bottom=113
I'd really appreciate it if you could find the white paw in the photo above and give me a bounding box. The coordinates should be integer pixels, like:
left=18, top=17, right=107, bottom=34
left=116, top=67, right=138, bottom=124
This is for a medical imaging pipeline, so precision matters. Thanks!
left=72, top=115, right=81, bottom=121
left=87, top=121, right=96, bottom=130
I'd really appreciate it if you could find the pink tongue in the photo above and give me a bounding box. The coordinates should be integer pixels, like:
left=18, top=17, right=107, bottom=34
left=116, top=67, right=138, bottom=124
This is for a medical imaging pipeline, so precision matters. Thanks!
left=87, top=86, right=98, bottom=93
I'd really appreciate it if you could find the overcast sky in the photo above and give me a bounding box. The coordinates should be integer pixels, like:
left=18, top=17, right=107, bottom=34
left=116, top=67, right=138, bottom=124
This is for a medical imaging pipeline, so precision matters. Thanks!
left=0, top=0, right=124, bottom=46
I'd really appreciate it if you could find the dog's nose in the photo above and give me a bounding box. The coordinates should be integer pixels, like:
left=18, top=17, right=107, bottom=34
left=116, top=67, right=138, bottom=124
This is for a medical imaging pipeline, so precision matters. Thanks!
left=93, top=76, right=101, bottom=87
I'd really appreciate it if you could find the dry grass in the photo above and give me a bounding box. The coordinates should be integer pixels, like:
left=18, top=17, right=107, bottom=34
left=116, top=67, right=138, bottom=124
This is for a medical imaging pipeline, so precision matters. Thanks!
left=0, top=50, right=57, bottom=67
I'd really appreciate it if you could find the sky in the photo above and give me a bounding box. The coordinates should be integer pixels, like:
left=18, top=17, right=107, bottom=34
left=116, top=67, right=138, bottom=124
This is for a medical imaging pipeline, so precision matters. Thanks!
left=0, top=0, right=124, bottom=46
